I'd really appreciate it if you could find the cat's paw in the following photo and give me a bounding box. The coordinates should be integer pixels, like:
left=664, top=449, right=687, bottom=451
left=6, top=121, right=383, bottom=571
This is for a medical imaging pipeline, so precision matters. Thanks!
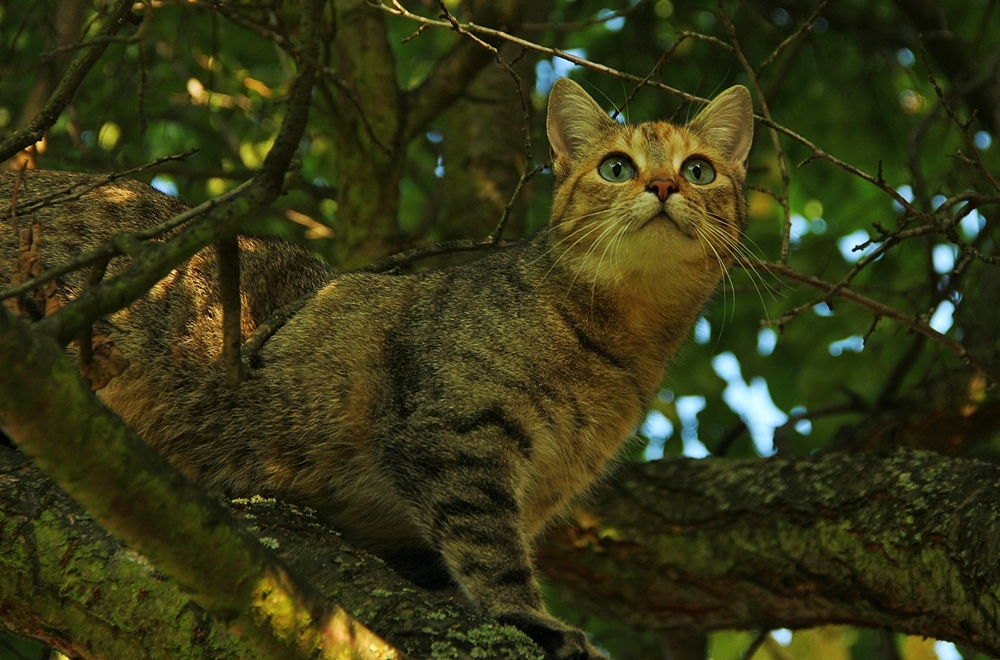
left=495, top=610, right=609, bottom=659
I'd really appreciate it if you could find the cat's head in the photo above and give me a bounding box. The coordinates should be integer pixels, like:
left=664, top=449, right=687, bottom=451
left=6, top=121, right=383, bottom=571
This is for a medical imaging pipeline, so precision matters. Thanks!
left=546, top=78, right=753, bottom=287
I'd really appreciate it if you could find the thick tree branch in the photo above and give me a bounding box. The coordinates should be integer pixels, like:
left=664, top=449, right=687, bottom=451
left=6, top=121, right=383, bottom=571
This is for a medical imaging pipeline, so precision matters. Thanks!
left=0, top=445, right=549, bottom=659
left=537, top=450, right=1000, bottom=657
left=6, top=436, right=1000, bottom=657
left=401, top=0, right=527, bottom=144
left=0, top=306, right=401, bottom=659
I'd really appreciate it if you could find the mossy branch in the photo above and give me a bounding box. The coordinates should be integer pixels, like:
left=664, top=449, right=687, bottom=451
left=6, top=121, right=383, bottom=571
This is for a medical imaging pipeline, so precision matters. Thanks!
left=538, top=450, right=1000, bottom=656
left=0, top=444, right=548, bottom=659
left=0, top=305, right=402, bottom=659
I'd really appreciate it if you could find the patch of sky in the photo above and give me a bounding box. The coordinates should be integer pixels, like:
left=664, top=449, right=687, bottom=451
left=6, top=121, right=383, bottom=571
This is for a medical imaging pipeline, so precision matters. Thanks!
left=790, top=406, right=812, bottom=434
left=597, top=8, right=625, bottom=31
left=712, top=352, right=786, bottom=456
left=932, top=194, right=947, bottom=211
left=829, top=335, right=864, bottom=356
left=933, top=243, right=958, bottom=274
left=535, top=48, right=587, bottom=96
left=813, top=301, right=834, bottom=317
left=676, top=396, right=710, bottom=458
left=789, top=213, right=810, bottom=246
left=696, top=10, right=715, bottom=30
left=771, top=8, right=789, bottom=25
left=837, top=228, right=877, bottom=263
left=814, top=17, right=828, bottom=33
left=934, top=641, right=961, bottom=660
left=434, top=156, right=445, bottom=178
left=974, top=131, right=993, bottom=150
left=642, top=410, right=674, bottom=461
left=757, top=328, right=777, bottom=356
left=893, top=184, right=914, bottom=214
left=426, top=130, right=443, bottom=144
left=896, top=48, right=915, bottom=67
left=81, top=130, right=96, bottom=148
left=771, top=629, right=793, bottom=647
left=151, top=175, right=178, bottom=197
left=789, top=210, right=828, bottom=248
left=961, top=208, right=985, bottom=240
left=313, top=177, right=329, bottom=188
left=694, top=317, right=711, bottom=344
left=930, top=300, right=955, bottom=333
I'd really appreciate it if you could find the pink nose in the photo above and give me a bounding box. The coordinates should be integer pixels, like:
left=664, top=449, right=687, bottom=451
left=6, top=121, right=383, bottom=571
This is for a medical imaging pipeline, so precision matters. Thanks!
left=646, top=179, right=677, bottom=201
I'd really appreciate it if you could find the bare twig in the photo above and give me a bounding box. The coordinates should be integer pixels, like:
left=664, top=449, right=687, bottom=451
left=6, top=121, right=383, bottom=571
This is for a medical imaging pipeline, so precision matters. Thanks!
left=741, top=629, right=770, bottom=660
left=433, top=0, right=534, bottom=242
left=717, top=1, right=793, bottom=263
left=522, top=0, right=650, bottom=31
left=241, top=291, right=316, bottom=368
left=762, top=261, right=998, bottom=383
left=358, top=237, right=516, bottom=274
left=755, top=0, right=834, bottom=76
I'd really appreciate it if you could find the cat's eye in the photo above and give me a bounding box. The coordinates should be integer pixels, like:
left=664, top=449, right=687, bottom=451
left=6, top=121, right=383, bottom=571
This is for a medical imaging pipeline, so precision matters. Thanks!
left=598, top=155, right=636, bottom=182
left=682, top=158, right=715, bottom=185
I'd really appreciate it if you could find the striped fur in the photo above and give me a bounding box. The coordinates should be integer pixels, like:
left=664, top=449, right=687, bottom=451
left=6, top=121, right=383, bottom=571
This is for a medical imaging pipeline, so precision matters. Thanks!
left=0, top=79, right=752, bottom=659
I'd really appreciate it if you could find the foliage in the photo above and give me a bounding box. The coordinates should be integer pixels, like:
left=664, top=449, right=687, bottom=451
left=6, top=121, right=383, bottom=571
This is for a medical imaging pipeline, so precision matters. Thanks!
left=1, top=0, right=999, bottom=658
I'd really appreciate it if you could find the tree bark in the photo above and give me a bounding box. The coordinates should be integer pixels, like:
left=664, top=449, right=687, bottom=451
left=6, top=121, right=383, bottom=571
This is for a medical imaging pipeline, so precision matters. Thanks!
left=6, top=441, right=1000, bottom=657
left=537, top=450, right=1000, bottom=657
left=0, top=445, right=547, bottom=660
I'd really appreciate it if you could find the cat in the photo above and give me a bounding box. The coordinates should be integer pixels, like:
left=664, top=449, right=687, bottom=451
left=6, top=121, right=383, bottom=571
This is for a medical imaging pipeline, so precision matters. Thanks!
left=0, top=77, right=753, bottom=659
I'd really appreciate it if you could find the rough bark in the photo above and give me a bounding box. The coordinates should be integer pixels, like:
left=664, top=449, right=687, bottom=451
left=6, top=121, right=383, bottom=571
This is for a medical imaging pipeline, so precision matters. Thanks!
left=537, top=450, right=1000, bottom=657
left=0, top=446, right=547, bottom=660
left=6, top=439, right=1000, bottom=657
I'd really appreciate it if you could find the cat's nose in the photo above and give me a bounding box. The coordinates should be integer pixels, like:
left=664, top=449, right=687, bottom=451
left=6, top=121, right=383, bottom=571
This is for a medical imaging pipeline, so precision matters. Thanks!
left=646, top=179, right=677, bottom=201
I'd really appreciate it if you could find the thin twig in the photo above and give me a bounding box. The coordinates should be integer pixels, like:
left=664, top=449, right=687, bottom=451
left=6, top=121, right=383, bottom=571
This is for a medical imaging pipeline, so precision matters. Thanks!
left=241, top=291, right=316, bottom=368
left=521, top=0, right=651, bottom=32
left=740, top=629, right=770, bottom=660
left=717, top=1, right=793, bottom=263
left=763, top=260, right=998, bottom=383
left=755, top=0, right=834, bottom=76
left=358, top=238, right=516, bottom=274
left=434, top=0, right=534, bottom=243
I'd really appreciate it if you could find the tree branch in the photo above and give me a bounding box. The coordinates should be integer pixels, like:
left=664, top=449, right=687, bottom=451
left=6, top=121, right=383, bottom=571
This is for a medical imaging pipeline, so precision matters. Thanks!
left=0, top=445, right=549, bottom=659
left=30, top=0, right=321, bottom=347
left=0, top=0, right=136, bottom=163
left=0, top=305, right=400, bottom=659
left=538, top=450, right=1000, bottom=657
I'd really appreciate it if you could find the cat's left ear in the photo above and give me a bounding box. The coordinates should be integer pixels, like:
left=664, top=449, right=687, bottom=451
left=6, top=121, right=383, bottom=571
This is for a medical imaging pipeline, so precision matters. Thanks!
left=688, top=86, right=754, bottom=176
left=547, top=78, right=616, bottom=179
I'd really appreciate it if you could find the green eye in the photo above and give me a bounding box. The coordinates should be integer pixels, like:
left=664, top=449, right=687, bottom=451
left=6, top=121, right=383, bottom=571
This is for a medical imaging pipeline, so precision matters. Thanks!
left=682, top=158, right=715, bottom=185
left=598, top=155, right=636, bottom=182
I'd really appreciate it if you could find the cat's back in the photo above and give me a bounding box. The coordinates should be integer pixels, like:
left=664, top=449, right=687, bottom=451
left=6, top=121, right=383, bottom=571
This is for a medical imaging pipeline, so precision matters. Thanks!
left=0, top=171, right=190, bottom=293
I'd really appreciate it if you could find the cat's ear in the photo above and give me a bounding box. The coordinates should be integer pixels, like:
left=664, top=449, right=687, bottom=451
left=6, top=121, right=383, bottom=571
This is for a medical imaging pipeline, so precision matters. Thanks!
left=547, top=78, right=615, bottom=177
left=688, top=85, right=754, bottom=176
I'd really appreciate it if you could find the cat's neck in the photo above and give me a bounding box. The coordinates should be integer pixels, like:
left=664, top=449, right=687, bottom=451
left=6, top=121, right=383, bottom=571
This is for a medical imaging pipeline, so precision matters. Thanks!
left=524, top=227, right=720, bottom=392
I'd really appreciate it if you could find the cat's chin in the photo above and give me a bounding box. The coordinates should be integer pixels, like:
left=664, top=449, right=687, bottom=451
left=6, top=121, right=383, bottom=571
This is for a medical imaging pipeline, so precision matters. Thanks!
left=639, top=211, right=695, bottom=239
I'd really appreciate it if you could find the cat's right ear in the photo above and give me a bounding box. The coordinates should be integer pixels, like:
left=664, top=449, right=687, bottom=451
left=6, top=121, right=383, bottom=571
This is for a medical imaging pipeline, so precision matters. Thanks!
left=546, top=78, right=615, bottom=179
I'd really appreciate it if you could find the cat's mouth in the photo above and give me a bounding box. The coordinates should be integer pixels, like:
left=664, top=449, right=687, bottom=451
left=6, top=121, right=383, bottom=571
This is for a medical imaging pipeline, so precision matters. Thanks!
left=641, top=211, right=693, bottom=238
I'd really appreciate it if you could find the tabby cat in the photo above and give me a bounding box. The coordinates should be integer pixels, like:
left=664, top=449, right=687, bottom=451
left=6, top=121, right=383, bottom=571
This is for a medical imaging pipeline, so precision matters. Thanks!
left=0, top=77, right=753, bottom=659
